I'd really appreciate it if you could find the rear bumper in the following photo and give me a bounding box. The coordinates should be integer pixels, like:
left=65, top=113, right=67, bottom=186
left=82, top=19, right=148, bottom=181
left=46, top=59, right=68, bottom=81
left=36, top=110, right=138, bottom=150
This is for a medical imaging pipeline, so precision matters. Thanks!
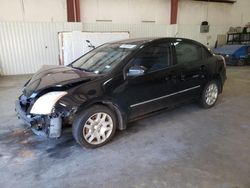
left=220, top=69, right=227, bottom=93
left=222, top=69, right=227, bottom=83
left=15, top=100, right=33, bottom=127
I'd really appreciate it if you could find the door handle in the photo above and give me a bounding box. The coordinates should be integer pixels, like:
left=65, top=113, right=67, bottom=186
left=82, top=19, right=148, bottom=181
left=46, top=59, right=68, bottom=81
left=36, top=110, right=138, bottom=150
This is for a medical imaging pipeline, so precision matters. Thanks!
left=165, top=76, right=170, bottom=81
left=165, top=75, right=177, bottom=81
left=180, top=72, right=185, bottom=81
left=200, top=65, right=205, bottom=71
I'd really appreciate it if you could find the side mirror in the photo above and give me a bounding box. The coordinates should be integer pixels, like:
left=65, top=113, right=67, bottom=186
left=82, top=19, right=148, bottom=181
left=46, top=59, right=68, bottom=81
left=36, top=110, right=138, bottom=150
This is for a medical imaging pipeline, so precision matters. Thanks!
left=126, top=66, right=146, bottom=77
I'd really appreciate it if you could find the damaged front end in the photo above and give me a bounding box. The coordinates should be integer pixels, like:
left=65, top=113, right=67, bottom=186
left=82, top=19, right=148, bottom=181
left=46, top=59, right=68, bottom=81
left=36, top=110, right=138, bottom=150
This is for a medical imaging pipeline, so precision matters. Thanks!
left=15, top=91, right=75, bottom=138
left=14, top=65, right=99, bottom=138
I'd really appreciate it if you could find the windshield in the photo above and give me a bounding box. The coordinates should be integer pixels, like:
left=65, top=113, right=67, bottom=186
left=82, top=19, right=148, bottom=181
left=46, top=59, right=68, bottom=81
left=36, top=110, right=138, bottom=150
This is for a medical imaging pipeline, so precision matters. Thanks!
left=71, top=43, right=137, bottom=74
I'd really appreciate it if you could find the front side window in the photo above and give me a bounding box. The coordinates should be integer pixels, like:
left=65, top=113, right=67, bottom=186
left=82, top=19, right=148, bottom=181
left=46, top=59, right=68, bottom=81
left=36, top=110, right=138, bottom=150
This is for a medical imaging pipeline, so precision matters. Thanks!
left=131, top=43, right=172, bottom=73
left=71, top=43, right=136, bottom=74
left=174, top=42, right=203, bottom=64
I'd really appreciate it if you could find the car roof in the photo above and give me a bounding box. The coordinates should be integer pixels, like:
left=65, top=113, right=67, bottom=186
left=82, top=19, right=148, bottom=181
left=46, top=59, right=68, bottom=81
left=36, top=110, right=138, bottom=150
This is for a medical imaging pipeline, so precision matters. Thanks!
left=112, top=38, right=157, bottom=45
left=111, top=37, right=201, bottom=46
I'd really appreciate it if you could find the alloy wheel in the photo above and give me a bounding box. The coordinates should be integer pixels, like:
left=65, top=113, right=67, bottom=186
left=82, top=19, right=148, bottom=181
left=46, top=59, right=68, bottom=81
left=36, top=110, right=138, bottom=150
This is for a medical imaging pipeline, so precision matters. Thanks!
left=205, top=83, right=218, bottom=106
left=82, top=112, right=113, bottom=145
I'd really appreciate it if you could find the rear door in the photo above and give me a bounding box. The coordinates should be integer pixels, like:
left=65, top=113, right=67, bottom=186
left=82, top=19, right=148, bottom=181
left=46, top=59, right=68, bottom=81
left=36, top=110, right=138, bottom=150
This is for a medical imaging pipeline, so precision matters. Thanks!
left=173, top=40, right=211, bottom=100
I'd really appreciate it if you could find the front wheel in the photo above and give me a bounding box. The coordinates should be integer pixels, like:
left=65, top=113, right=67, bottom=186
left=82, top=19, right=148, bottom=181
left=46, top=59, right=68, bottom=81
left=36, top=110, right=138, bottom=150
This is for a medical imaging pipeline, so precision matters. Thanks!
left=72, top=105, right=117, bottom=148
left=200, top=81, right=219, bottom=108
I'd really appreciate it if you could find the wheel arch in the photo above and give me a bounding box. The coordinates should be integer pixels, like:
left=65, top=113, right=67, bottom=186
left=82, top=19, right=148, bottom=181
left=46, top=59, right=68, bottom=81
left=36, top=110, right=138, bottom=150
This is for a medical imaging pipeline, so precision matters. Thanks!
left=75, top=99, right=128, bottom=131
left=213, top=73, right=223, bottom=93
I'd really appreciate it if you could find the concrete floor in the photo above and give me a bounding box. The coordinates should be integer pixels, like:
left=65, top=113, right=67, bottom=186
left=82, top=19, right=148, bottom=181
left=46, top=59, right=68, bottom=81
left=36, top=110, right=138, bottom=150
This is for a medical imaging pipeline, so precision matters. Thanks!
left=0, top=67, right=250, bottom=188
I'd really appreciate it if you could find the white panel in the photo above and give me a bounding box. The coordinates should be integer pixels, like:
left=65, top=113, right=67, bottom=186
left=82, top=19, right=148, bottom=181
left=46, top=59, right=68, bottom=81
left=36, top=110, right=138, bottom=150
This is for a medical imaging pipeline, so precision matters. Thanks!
left=59, top=31, right=130, bottom=65
left=0, top=22, right=82, bottom=75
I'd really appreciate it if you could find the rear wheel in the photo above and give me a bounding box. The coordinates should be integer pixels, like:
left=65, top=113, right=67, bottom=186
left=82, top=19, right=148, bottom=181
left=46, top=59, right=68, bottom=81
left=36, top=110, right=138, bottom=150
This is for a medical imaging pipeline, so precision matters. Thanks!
left=72, top=105, right=117, bottom=148
left=200, top=81, right=219, bottom=108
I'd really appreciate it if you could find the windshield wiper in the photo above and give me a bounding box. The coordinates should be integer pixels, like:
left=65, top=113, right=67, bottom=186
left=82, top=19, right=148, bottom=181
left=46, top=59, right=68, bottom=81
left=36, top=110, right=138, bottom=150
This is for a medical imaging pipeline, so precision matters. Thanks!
left=71, top=66, right=92, bottom=72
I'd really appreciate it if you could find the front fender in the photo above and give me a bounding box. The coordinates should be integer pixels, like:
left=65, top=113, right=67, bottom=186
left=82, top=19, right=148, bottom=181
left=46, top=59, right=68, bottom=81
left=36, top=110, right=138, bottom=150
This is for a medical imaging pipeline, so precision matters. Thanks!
left=74, top=97, right=128, bottom=131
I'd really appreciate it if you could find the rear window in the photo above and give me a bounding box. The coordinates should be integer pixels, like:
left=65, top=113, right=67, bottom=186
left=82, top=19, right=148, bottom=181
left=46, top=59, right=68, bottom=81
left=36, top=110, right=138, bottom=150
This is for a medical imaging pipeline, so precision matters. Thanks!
left=174, top=42, right=202, bottom=64
left=174, top=41, right=211, bottom=65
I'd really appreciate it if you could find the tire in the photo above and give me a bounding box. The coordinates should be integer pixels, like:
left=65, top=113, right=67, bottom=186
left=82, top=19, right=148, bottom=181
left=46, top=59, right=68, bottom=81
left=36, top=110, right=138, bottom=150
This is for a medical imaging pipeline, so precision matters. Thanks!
left=200, top=81, right=219, bottom=109
left=72, top=105, right=117, bottom=148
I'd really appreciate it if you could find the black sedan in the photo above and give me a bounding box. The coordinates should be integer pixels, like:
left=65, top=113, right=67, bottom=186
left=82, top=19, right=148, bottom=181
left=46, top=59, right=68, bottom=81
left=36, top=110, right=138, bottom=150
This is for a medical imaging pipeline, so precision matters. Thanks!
left=15, top=38, right=226, bottom=148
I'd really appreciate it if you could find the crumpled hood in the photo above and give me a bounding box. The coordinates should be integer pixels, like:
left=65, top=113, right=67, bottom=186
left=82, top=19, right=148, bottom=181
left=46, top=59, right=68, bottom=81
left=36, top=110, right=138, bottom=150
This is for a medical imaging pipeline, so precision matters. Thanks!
left=23, top=65, right=99, bottom=97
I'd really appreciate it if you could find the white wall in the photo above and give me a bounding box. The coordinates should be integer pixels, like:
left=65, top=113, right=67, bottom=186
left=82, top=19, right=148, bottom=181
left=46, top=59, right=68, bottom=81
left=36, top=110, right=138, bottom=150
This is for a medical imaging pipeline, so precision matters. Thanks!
left=79, top=0, right=250, bottom=48
left=177, top=24, right=229, bottom=48
left=80, top=0, right=250, bottom=26
left=0, top=0, right=67, bottom=22
left=80, top=0, right=171, bottom=24
left=0, top=0, right=249, bottom=26
left=178, top=0, right=250, bottom=26
left=176, top=0, right=250, bottom=48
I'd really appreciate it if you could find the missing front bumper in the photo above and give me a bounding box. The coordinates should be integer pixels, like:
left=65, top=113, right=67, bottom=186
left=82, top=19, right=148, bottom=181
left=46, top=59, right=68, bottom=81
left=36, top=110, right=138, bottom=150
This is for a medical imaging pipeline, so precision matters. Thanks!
left=15, top=100, right=33, bottom=127
left=15, top=100, right=62, bottom=138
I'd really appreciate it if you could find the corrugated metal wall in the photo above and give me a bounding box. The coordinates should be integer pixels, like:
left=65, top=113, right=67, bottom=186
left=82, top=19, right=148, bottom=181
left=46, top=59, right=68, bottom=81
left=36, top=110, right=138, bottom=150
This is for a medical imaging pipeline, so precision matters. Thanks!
left=0, top=22, right=177, bottom=75
left=0, top=22, right=82, bottom=75
left=177, top=24, right=229, bottom=48
left=82, top=23, right=177, bottom=38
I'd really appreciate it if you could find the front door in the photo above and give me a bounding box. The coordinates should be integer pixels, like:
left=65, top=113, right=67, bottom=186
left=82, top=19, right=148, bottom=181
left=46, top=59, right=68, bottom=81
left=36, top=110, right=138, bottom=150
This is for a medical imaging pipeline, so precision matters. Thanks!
left=113, top=41, right=180, bottom=119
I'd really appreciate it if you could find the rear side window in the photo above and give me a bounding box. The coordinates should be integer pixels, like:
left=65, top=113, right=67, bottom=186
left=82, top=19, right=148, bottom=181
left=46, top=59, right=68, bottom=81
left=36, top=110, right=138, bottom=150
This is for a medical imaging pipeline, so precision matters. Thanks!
left=132, top=43, right=172, bottom=73
left=174, top=42, right=203, bottom=64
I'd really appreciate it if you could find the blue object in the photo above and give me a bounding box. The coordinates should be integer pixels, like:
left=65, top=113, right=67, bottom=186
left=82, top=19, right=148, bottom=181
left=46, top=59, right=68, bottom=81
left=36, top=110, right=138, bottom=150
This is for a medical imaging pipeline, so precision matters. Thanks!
left=213, top=45, right=250, bottom=65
